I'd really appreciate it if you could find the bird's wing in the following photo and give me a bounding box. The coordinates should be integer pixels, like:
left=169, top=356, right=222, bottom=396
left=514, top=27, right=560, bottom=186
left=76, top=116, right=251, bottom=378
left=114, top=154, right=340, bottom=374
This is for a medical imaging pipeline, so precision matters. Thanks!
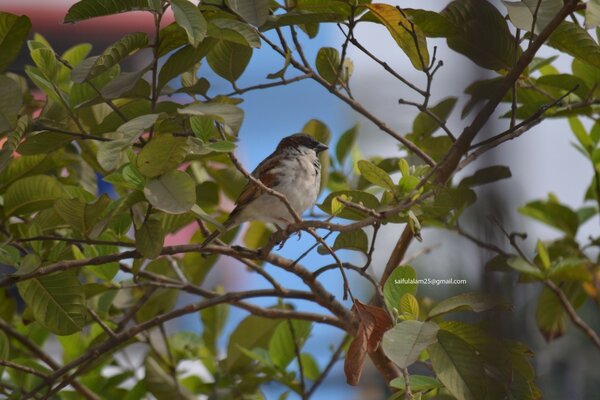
left=229, top=151, right=284, bottom=218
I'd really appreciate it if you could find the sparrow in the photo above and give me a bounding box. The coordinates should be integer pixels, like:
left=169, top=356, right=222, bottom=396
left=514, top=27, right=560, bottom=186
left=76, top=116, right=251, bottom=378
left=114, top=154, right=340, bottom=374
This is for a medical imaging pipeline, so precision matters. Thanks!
left=201, top=133, right=328, bottom=247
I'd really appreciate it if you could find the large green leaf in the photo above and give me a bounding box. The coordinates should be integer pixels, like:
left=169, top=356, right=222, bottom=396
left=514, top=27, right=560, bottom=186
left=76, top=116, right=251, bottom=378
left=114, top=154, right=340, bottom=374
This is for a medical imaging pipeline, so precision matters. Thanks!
left=383, top=265, right=417, bottom=313
left=158, top=40, right=215, bottom=91
left=268, top=320, right=312, bottom=369
left=17, top=271, right=86, bottom=335
left=226, top=0, right=270, bottom=27
left=429, top=330, right=487, bottom=400
left=178, top=102, right=244, bottom=134
left=4, top=175, right=66, bottom=216
left=548, top=21, right=600, bottom=69
left=0, top=12, right=32, bottom=72
left=536, top=283, right=586, bottom=341
left=170, top=0, right=207, bottom=47
left=64, top=0, right=155, bottom=23
left=357, top=160, right=395, bottom=192
left=365, top=4, right=429, bottom=71
left=0, top=75, right=22, bottom=134
left=442, top=0, right=518, bottom=70
left=136, top=135, right=189, bottom=178
left=207, top=39, right=252, bottom=83
left=144, top=170, right=196, bottom=214
left=518, top=199, right=579, bottom=237
left=428, top=292, right=505, bottom=319
left=382, top=320, right=439, bottom=368
left=210, top=19, right=261, bottom=48
left=71, top=32, right=148, bottom=82
left=502, top=0, right=563, bottom=33
left=135, top=214, right=165, bottom=259
left=54, top=195, right=111, bottom=237
left=226, top=314, right=282, bottom=371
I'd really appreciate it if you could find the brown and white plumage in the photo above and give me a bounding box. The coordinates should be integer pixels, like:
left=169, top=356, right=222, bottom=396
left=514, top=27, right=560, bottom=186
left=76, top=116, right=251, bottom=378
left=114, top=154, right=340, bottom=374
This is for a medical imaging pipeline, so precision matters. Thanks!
left=201, top=134, right=328, bottom=247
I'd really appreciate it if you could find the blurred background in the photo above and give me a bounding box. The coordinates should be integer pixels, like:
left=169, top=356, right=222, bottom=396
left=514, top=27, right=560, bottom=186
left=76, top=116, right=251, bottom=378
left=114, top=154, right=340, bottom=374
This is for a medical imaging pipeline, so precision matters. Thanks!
left=2, top=0, right=599, bottom=399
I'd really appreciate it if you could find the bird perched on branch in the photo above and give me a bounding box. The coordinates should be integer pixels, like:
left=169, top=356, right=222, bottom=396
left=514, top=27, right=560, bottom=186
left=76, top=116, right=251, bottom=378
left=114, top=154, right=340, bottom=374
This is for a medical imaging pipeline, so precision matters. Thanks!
left=201, top=133, right=328, bottom=247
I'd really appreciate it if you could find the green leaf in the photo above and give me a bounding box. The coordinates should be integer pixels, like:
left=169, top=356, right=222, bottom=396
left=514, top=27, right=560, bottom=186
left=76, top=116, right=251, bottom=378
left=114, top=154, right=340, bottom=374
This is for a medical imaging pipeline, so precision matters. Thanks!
left=135, top=214, right=165, bottom=259
left=170, top=0, right=207, bottom=47
left=17, top=271, right=86, bottom=335
left=158, top=40, right=215, bottom=90
left=96, top=113, right=160, bottom=170
left=178, top=102, right=244, bottom=134
left=335, top=125, right=358, bottom=165
left=17, top=131, right=72, bottom=155
left=518, top=199, right=580, bottom=237
left=100, top=68, right=148, bottom=99
left=357, top=160, right=395, bottom=191
left=205, top=140, right=237, bottom=152
left=502, top=0, right=563, bottom=33
left=428, top=292, right=506, bottom=319
left=71, top=32, right=148, bottom=82
left=536, top=283, right=586, bottom=341
left=0, top=12, right=32, bottom=73
left=333, top=229, right=369, bottom=254
left=412, top=97, right=457, bottom=139
left=383, top=265, right=417, bottom=313
left=587, top=0, right=600, bottom=28
left=429, top=330, right=487, bottom=400
left=507, top=257, right=544, bottom=279
left=207, top=39, right=252, bottom=82
left=200, top=300, right=229, bottom=353
left=0, top=330, right=8, bottom=375
left=210, top=18, right=261, bottom=48
left=30, top=47, right=59, bottom=81
left=157, top=22, right=188, bottom=57
left=399, top=293, right=419, bottom=320
left=569, top=117, right=594, bottom=152
left=319, top=190, right=380, bottom=220
left=226, top=0, right=270, bottom=27
left=300, top=353, right=320, bottom=381
left=365, top=4, right=429, bottom=70
left=390, top=375, right=442, bottom=393
left=145, top=355, right=194, bottom=400
left=548, top=21, right=600, bottom=69
left=14, top=254, right=41, bottom=277
left=144, top=170, right=197, bottom=214
left=442, top=0, right=518, bottom=70
left=459, top=165, right=512, bottom=187
left=226, top=314, right=282, bottom=372
left=315, top=47, right=341, bottom=85
left=136, top=135, right=189, bottom=178
left=268, top=320, right=312, bottom=369
left=402, top=9, right=456, bottom=37
left=0, top=75, right=23, bottom=134
left=54, top=195, right=111, bottom=237
left=4, top=175, right=66, bottom=216
left=0, top=244, right=21, bottom=267
left=382, top=320, right=439, bottom=368
left=64, top=0, right=155, bottom=23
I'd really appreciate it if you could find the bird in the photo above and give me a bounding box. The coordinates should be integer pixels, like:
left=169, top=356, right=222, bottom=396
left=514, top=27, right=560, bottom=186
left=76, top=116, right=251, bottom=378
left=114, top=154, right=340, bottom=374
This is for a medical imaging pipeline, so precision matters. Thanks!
left=201, top=133, right=328, bottom=247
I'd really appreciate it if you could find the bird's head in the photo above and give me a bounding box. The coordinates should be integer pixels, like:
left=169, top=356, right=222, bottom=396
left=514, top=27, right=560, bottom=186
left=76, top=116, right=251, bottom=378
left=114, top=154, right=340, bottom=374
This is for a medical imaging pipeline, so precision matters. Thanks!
left=277, top=133, right=328, bottom=154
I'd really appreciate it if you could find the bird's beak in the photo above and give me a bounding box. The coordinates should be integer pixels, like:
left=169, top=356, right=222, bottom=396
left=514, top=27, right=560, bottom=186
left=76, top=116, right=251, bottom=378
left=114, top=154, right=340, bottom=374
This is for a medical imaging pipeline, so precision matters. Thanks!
left=315, top=143, right=328, bottom=153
